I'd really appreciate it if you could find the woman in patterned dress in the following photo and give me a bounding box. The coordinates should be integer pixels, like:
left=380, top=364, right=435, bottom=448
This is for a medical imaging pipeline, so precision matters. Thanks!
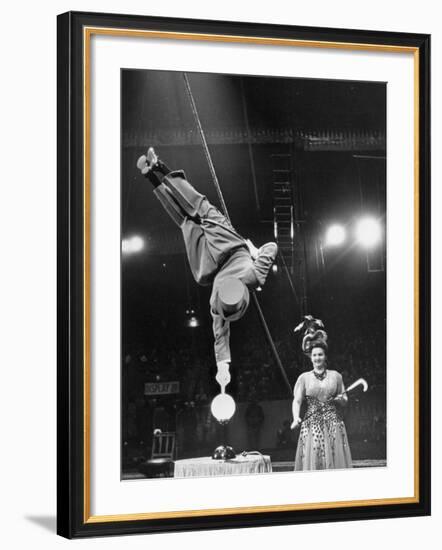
left=291, top=339, right=352, bottom=471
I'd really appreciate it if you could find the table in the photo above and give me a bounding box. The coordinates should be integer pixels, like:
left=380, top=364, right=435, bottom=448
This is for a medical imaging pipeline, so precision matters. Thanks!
left=174, top=454, right=272, bottom=478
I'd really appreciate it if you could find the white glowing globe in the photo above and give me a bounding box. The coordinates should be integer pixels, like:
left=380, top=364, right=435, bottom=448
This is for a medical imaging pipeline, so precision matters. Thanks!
left=356, top=218, right=381, bottom=248
left=325, top=224, right=346, bottom=246
left=210, top=393, right=236, bottom=423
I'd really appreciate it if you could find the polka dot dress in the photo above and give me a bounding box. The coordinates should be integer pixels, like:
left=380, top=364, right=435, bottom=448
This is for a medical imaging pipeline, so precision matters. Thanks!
left=294, top=370, right=352, bottom=471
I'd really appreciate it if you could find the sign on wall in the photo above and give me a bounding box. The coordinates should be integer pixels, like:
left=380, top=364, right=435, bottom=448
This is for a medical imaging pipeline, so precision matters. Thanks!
left=144, top=381, right=180, bottom=395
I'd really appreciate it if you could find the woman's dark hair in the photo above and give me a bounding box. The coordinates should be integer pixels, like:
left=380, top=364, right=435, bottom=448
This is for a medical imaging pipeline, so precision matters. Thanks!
left=297, top=315, right=329, bottom=355
left=308, top=341, right=328, bottom=356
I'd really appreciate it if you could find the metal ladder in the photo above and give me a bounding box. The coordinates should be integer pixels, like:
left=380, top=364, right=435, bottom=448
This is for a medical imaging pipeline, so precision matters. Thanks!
left=272, top=154, right=295, bottom=273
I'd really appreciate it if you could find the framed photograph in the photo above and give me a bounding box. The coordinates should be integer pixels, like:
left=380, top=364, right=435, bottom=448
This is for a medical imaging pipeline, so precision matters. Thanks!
left=57, top=11, right=431, bottom=538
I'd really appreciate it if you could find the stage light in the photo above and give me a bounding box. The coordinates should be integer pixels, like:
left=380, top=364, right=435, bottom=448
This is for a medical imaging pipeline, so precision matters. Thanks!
left=130, top=235, right=144, bottom=252
left=272, top=264, right=278, bottom=273
left=122, top=235, right=145, bottom=254
left=122, top=239, right=131, bottom=254
left=356, top=217, right=382, bottom=248
left=210, top=393, right=236, bottom=423
left=325, top=224, right=346, bottom=246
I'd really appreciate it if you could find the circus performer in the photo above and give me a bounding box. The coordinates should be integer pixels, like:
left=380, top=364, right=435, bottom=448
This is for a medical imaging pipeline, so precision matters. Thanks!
left=291, top=317, right=352, bottom=470
left=137, top=147, right=278, bottom=392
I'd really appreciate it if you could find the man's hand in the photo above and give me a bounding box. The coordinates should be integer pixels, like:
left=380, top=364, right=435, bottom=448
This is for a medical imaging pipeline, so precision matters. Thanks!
left=216, top=360, right=231, bottom=392
left=245, top=238, right=259, bottom=260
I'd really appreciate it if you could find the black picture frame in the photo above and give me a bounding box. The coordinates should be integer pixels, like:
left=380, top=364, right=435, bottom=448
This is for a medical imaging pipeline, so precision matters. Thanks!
left=57, top=10, right=431, bottom=539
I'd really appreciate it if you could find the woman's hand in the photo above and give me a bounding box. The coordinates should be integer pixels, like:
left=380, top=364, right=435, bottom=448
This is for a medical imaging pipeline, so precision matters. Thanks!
left=333, top=393, right=348, bottom=406
left=290, top=417, right=302, bottom=430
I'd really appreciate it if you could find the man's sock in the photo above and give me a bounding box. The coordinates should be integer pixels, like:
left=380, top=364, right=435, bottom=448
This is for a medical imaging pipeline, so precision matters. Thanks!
left=146, top=159, right=172, bottom=188
left=155, top=160, right=171, bottom=176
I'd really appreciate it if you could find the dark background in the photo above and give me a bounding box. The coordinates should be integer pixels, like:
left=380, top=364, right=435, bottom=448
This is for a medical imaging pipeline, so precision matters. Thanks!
left=120, top=70, right=386, bottom=475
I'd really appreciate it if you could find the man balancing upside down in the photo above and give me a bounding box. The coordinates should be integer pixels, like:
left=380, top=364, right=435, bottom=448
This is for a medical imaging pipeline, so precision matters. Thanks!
left=136, top=147, right=278, bottom=393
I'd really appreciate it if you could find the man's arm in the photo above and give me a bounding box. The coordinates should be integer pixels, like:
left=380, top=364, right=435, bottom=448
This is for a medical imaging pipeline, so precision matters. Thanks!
left=212, top=310, right=231, bottom=365
left=212, top=310, right=232, bottom=391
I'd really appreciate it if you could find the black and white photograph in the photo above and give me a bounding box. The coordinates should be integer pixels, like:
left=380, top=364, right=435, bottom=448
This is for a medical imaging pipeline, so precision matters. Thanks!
left=120, top=69, right=387, bottom=480
left=54, top=7, right=430, bottom=540
left=0, top=0, right=435, bottom=544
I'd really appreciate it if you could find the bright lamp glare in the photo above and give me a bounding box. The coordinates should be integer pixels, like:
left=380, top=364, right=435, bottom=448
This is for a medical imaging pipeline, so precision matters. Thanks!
left=122, top=235, right=145, bottom=254
left=131, top=236, right=144, bottom=252
left=122, top=239, right=131, bottom=253
left=210, top=393, right=236, bottom=423
left=325, top=224, right=346, bottom=246
left=356, top=218, right=381, bottom=248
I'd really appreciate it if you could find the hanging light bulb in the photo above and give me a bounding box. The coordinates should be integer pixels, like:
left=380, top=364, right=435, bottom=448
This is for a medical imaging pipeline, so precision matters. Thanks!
left=188, top=316, right=199, bottom=328
left=185, top=308, right=200, bottom=328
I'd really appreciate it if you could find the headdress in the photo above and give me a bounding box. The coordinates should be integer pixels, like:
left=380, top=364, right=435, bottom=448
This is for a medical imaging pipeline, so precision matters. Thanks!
left=294, top=315, right=328, bottom=354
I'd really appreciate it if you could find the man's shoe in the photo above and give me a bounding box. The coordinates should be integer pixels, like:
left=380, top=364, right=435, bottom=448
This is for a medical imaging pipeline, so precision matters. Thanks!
left=136, top=147, right=159, bottom=176
left=258, top=242, right=278, bottom=260
left=146, top=147, right=158, bottom=167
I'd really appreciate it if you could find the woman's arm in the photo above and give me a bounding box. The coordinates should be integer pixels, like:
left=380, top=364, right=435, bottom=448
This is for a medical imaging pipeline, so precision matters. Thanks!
left=291, top=374, right=305, bottom=429
left=333, top=372, right=348, bottom=407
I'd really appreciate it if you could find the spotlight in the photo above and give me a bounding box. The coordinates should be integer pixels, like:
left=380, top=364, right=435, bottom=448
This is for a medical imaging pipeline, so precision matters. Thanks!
left=122, top=235, right=145, bottom=254
left=122, top=239, right=131, bottom=254
left=272, top=264, right=278, bottom=273
left=356, top=217, right=382, bottom=248
left=130, top=236, right=144, bottom=252
left=325, top=224, right=346, bottom=246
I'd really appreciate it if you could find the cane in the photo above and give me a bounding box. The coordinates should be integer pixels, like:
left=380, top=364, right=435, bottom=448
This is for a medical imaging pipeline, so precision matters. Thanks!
left=291, top=378, right=368, bottom=429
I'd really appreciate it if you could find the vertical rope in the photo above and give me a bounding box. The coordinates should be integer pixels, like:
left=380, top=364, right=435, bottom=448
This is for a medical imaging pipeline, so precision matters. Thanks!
left=251, top=292, right=292, bottom=392
left=182, top=73, right=232, bottom=225
left=182, top=72, right=292, bottom=395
